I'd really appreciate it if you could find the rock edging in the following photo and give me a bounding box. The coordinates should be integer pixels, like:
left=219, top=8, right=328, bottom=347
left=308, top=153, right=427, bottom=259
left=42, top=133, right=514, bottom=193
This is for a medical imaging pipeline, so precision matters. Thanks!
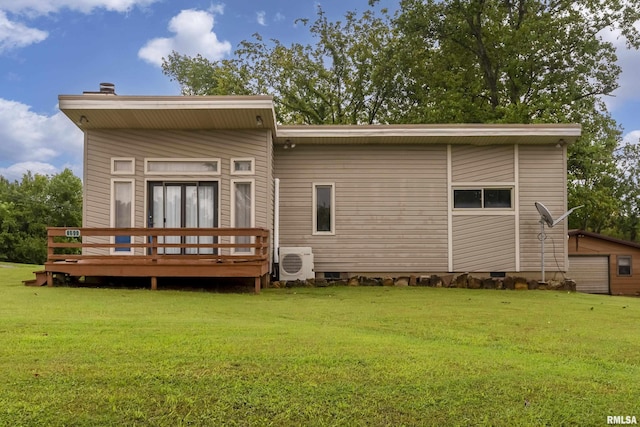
left=270, top=274, right=577, bottom=291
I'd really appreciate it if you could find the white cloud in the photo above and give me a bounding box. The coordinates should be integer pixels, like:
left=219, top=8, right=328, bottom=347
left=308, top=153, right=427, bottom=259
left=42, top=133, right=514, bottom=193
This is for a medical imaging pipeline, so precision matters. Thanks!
left=256, top=11, right=266, bottom=26
left=138, top=9, right=231, bottom=67
left=0, top=0, right=159, bottom=16
left=622, top=130, right=640, bottom=145
left=0, top=162, right=59, bottom=181
left=208, top=3, right=225, bottom=15
left=274, top=12, right=285, bottom=23
left=0, top=10, right=48, bottom=52
left=0, top=99, right=83, bottom=180
left=0, top=0, right=160, bottom=54
left=599, top=23, right=640, bottom=112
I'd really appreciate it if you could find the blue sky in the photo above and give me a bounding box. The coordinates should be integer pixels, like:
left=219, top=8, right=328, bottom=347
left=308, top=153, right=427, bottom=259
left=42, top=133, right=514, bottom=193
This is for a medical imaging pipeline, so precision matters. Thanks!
left=0, top=0, right=639, bottom=181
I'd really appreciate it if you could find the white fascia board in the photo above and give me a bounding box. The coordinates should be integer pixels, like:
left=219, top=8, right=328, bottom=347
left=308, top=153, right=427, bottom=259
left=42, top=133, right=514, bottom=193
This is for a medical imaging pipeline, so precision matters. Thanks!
left=58, top=96, right=275, bottom=111
left=275, top=125, right=582, bottom=139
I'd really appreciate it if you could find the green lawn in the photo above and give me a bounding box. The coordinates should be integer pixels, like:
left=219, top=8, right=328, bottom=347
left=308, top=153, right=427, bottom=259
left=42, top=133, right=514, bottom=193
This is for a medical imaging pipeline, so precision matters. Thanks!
left=1, top=263, right=638, bottom=426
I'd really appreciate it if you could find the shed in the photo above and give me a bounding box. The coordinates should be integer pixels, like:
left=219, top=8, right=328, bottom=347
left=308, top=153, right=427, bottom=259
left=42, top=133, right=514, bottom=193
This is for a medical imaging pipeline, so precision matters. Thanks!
left=568, top=230, right=640, bottom=296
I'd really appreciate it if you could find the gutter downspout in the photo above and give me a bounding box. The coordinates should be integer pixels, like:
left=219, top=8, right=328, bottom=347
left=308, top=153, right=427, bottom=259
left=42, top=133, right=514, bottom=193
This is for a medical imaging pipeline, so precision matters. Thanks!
left=273, top=178, right=280, bottom=273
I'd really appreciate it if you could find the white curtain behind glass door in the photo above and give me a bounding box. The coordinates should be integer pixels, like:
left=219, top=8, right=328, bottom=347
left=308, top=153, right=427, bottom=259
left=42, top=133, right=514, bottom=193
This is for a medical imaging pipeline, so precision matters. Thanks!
left=185, top=186, right=198, bottom=254
left=199, top=185, right=215, bottom=254
left=165, top=186, right=181, bottom=254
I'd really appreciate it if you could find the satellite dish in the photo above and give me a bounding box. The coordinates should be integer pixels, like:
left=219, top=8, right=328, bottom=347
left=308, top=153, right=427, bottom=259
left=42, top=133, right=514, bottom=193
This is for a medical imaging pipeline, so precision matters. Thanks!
left=534, top=202, right=584, bottom=283
left=535, top=202, right=554, bottom=227
left=535, top=202, right=584, bottom=228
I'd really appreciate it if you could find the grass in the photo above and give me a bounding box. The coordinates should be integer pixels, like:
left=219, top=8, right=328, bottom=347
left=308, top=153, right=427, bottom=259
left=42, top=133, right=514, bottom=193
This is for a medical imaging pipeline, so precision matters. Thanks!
left=0, top=262, right=639, bottom=426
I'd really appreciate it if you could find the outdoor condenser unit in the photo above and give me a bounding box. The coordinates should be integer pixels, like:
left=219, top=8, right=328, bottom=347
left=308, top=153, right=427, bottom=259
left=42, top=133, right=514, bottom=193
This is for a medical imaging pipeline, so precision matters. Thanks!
left=279, top=247, right=314, bottom=281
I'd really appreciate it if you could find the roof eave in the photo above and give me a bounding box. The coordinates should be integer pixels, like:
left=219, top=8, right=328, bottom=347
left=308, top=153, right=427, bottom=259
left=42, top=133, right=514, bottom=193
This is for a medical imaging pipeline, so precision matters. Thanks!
left=56, top=94, right=582, bottom=144
left=274, top=124, right=582, bottom=145
left=58, top=95, right=277, bottom=131
left=58, top=94, right=275, bottom=110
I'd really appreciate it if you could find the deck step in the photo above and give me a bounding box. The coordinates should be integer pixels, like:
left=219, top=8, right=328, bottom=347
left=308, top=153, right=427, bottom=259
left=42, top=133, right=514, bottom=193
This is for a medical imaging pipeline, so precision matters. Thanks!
left=23, top=270, right=48, bottom=287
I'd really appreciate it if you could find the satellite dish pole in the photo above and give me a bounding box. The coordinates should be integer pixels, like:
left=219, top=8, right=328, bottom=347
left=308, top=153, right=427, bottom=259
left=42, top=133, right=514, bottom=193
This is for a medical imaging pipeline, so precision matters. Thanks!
left=534, top=202, right=583, bottom=283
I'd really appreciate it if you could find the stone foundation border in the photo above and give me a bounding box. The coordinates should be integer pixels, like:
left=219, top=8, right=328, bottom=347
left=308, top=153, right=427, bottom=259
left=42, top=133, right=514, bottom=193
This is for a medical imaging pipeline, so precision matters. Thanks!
left=271, top=273, right=577, bottom=291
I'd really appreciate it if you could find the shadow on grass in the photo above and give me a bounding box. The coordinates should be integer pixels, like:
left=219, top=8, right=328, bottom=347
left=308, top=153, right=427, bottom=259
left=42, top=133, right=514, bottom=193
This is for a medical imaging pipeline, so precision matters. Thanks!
left=63, top=276, right=257, bottom=293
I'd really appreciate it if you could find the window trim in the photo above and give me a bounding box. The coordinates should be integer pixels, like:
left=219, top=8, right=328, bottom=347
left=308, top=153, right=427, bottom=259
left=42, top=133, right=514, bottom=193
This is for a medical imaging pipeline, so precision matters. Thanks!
left=617, top=255, right=632, bottom=277
left=452, top=187, right=514, bottom=211
left=313, top=182, right=336, bottom=236
left=144, top=158, right=221, bottom=175
left=230, top=178, right=256, bottom=254
left=230, top=157, right=255, bottom=175
left=111, top=157, right=135, bottom=175
left=110, top=178, right=135, bottom=255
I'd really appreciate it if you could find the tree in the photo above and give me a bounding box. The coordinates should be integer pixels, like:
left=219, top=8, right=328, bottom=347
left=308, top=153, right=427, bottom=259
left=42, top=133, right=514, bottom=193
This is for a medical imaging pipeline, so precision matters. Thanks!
left=163, top=6, right=400, bottom=124
left=162, top=54, right=253, bottom=96
left=48, top=168, right=83, bottom=227
left=614, top=141, right=640, bottom=241
left=566, top=112, right=622, bottom=232
left=0, top=169, right=82, bottom=264
left=391, top=0, right=632, bottom=122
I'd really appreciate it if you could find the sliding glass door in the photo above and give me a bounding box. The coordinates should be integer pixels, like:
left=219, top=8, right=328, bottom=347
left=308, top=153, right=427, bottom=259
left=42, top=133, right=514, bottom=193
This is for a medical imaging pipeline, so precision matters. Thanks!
left=148, top=182, right=218, bottom=254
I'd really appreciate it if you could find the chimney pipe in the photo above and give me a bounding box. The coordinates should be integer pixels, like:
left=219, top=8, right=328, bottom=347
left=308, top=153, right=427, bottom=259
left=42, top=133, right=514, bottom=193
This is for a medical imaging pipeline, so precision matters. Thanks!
left=99, top=82, right=115, bottom=94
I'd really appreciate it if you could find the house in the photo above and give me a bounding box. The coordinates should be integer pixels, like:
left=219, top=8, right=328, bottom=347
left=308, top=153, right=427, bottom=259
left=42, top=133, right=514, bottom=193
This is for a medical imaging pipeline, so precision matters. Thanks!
left=44, top=85, right=581, bottom=290
left=568, top=230, right=640, bottom=295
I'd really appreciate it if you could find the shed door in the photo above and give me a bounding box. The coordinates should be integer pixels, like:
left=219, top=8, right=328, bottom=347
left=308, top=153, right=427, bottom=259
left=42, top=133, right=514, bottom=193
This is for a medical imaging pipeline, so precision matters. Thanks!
left=568, top=256, right=609, bottom=294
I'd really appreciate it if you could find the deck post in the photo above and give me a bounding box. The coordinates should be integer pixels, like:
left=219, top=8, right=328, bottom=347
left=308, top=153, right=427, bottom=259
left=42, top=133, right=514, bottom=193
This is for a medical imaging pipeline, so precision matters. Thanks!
left=261, top=273, right=270, bottom=289
left=46, top=272, right=53, bottom=287
left=151, top=277, right=157, bottom=290
left=254, top=276, right=261, bottom=293
left=151, top=235, right=158, bottom=262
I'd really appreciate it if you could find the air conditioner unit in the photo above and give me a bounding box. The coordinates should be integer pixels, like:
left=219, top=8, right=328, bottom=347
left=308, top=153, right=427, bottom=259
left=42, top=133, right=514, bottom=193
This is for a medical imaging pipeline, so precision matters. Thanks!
left=279, top=247, right=314, bottom=281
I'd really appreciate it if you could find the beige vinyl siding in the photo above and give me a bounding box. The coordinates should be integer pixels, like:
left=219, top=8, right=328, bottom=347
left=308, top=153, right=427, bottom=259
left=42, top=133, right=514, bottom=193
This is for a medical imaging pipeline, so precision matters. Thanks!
left=275, top=144, right=448, bottom=273
left=84, top=129, right=272, bottom=254
left=449, top=145, right=516, bottom=271
left=451, top=145, right=514, bottom=182
left=518, top=145, right=567, bottom=271
left=452, top=216, right=516, bottom=271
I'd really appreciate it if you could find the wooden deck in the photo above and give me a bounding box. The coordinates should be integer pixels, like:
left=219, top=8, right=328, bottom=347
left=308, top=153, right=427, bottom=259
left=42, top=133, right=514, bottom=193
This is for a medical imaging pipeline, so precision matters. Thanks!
left=43, top=227, right=270, bottom=292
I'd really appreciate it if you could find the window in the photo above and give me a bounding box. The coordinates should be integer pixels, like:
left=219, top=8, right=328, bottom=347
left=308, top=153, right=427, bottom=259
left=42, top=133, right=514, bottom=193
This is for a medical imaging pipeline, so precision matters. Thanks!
left=145, top=158, right=220, bottom=175
left=231, top=179, right=255, bottom=253
left=111, top=179, right=134, bottom=254
left=231, top=158, right=255, bottom=175
left=111, top=158, right=135, bottom=174
left=313, top=183, right=335, bottom=235
left=618, top=256, right=632, bottom=276
left=453, top=188, right=512, bottom=209
left=454, top=190, right=481, bottom=208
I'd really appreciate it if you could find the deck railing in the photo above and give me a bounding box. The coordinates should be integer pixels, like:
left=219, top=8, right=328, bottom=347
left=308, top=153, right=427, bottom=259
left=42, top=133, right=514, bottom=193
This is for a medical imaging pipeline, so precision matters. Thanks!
left=47, top=227, right=270, bottom=262
left=45, top=227, right=271, bottom=291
